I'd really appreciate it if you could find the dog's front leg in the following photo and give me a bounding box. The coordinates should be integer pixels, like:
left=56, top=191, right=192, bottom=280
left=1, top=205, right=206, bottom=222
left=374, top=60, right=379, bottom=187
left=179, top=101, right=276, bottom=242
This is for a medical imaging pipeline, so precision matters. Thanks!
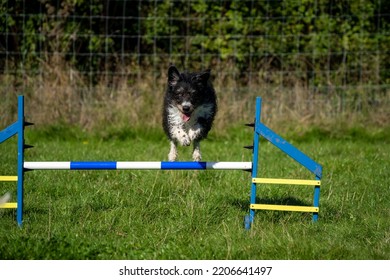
left=188, top=124, right=202, bottom=141
left=168, top=141, right=178, bottom=161
left=189, top=124, right=203, bottom=161
left=192, top=141, right=202, bottom=161
left=171, top=124, right=190, bottom=146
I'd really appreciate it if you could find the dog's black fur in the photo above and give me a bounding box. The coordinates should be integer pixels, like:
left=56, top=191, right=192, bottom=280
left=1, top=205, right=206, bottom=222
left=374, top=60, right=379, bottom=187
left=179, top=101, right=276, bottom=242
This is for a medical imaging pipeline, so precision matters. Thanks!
left=162, top=65, right=217, bottom=161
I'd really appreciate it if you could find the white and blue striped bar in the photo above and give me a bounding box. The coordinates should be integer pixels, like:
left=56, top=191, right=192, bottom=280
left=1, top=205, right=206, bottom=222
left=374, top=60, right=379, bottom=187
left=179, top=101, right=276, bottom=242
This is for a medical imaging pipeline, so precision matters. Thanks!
left=24, top=161, right=252, bottom=170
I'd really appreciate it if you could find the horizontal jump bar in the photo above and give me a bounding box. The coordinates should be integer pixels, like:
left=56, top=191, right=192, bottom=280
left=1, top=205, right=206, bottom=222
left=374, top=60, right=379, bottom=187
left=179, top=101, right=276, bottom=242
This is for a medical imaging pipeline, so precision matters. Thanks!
left=0, top=202, right=17, bottom=209
left=252, top=178, right=321, bottom=186
left=24, top=161, right=252, bottom=170
left=0, top=176, right=18, bottom=182
left=250, top=204, right=319, bottom=213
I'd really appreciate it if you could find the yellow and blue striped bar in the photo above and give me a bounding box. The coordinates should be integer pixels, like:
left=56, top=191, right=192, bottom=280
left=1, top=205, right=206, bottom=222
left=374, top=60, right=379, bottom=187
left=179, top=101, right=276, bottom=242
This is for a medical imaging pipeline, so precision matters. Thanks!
left=250, top=204, right=319, bottom=213
left=0, top=202, right=17, bottom=209
left=252, top=178, right=321, bottom=186
left=0, top=176, right=18, bottom=181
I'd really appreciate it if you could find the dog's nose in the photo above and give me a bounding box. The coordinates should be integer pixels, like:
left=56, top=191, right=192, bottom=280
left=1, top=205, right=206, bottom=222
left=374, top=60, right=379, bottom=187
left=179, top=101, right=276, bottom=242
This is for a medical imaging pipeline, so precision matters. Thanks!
left=182, top=105, right=191, bottom=113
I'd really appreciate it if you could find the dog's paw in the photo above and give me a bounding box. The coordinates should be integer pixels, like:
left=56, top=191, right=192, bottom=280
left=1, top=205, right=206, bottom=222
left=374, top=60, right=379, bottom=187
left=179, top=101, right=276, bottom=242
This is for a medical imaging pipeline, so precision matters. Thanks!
left=192, top=150, right=202, bottom=161
left=180, top=135, right=191, bottom=146
left=168, top=151, right=177, bottom=161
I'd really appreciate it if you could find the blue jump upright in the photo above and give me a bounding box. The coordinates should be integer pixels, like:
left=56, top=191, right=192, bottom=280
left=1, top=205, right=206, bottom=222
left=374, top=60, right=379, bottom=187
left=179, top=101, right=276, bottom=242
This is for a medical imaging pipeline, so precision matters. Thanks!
left=244, top=97, right=323, bottom=229
left=1, top=95, right=322, bottom=229
left=0, top=96, right=31, bottom=226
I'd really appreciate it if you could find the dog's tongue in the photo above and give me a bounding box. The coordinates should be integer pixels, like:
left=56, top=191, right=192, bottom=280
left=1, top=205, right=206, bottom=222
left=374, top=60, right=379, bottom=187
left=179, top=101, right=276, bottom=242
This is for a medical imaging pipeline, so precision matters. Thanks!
left=182, top=113, right=191, bottom=122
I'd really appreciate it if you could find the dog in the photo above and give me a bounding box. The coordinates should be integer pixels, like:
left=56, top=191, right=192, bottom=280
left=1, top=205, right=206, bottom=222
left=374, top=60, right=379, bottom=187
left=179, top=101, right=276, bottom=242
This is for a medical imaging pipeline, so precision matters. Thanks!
left=162, top=65, right=217, bottom=162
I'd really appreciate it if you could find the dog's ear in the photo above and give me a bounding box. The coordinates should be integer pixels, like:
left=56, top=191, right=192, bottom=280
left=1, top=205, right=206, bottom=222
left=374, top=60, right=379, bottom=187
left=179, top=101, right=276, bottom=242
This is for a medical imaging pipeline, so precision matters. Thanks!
left=168, top=65, right=181, bottom=87
left=201, top=69, right=211, bottom=82
left=193, top=69, right=211, bottom=85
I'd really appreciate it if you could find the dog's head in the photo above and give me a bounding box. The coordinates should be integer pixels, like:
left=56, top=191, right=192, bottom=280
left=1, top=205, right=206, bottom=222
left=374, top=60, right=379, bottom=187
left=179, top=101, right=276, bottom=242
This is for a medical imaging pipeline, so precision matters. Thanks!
left=167, top=65, right=211, bottom=122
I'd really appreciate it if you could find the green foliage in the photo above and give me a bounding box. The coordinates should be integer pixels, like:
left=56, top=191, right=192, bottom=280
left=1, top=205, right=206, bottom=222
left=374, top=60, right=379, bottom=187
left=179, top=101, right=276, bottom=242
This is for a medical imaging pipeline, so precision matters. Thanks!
left=1, top=0, right=389, bottom=86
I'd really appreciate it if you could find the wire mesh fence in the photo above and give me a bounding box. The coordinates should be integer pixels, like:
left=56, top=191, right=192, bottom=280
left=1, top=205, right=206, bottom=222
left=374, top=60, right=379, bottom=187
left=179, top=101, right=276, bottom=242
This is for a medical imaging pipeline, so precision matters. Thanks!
left=1, top=0, right=389, bottom=128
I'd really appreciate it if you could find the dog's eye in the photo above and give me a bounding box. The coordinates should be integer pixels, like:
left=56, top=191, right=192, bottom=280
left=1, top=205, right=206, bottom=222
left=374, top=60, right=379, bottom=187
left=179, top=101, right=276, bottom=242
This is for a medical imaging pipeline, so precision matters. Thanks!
left=174, top=87, right=184, bottom=96
left=174, top=92, right=182, bottom=98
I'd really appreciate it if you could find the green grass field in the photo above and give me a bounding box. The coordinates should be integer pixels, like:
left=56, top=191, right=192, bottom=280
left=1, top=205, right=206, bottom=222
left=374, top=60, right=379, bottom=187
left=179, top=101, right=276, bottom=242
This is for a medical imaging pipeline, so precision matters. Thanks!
left=0, top=125, right=389, bottom=260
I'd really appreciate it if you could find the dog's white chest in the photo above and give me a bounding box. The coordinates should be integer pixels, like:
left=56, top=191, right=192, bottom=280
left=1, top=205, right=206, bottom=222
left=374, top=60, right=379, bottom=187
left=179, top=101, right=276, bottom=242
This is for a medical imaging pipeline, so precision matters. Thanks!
left=167, top=103, right=214, bottom=145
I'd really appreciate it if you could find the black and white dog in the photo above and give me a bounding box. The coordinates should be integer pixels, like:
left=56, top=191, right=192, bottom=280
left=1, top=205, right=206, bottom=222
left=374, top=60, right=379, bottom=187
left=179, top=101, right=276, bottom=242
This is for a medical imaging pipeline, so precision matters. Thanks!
left=162, top=65, right=217, bottom=161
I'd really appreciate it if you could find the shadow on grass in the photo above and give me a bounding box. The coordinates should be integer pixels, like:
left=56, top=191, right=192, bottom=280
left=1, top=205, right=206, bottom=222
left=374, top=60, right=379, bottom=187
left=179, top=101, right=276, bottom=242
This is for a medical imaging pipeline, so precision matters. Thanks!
left=230, top=196, right=316, bottom=223
left=231, top=196, right=312, bottom=210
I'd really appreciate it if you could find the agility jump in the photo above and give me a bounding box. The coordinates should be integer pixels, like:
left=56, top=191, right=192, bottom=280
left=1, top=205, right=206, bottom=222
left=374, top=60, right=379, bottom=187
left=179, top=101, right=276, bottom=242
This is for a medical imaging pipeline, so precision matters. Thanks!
left=23, top=161, right=252, bottom=170
left=0, top=96, right=322, bottom=229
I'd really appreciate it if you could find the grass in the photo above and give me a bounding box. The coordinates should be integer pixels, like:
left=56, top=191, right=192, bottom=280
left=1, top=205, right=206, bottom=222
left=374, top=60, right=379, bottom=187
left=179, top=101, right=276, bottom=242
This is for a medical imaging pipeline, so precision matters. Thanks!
left=0, top=125, right=389, bottom=260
